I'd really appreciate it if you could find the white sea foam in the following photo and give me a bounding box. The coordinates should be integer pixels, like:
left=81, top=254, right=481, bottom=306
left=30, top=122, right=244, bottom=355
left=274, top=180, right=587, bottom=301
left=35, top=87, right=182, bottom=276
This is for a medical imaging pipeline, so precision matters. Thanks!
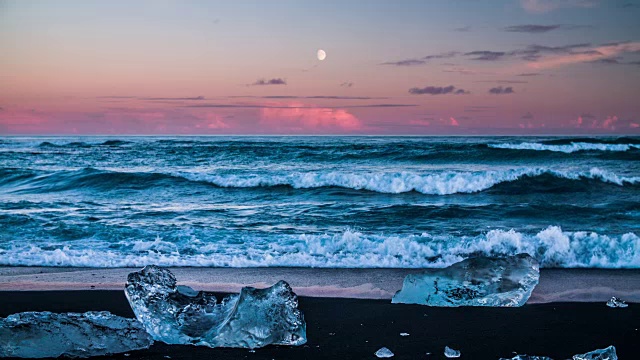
left=1, top=227, right=638, bottom=269
left=489, top=142, right=640, bottom=153
left=176, top=168, right=638, bottom=195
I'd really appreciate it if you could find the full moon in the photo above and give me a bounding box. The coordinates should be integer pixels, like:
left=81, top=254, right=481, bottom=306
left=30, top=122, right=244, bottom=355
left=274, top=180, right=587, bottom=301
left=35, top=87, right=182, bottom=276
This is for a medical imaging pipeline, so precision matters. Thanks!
left=317, top=49, right=326, bottom=61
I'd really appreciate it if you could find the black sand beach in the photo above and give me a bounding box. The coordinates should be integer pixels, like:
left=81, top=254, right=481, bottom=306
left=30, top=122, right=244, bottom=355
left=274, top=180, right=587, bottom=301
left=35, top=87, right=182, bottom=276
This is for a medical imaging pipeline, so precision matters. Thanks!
left=1, top=290, right=637, bottom=359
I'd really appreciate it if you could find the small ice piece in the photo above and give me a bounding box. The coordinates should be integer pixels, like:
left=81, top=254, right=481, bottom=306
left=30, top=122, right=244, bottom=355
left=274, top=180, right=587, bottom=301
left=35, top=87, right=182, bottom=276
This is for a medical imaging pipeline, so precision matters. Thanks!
left=0, top=311, right=153, bottom=358
left=399, top=332, right=410, bottom=336
left=124, top=265, right=306, bottom=349
left=392, top=254, right=539, bottom=307
left=375, top=347, right=394, bottom=358
left=444, top=346, right=461, bottom=358
left=500, top=356, right=553, bottom=360
left=572, top=345, right=617, bottom=360
left=606, top=297, right=628, bottom=308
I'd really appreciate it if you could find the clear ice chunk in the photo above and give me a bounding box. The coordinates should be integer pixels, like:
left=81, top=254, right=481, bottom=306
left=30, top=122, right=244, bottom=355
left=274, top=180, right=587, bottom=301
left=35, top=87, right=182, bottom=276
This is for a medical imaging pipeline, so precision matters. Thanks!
left=500, top=356, right=553, bottom=360
left=444, top=346, right=461, bottom=358
left=572, top=346, right=617, bottom=360
left=0, top=311, right=153, bottom=358
left=392, top=254, right=539, bottom=307
left=606, top=297, right=628, bottom=308
left=124, top=265, right=307, bottom=349
left=375, top=347, right=394, bottom=358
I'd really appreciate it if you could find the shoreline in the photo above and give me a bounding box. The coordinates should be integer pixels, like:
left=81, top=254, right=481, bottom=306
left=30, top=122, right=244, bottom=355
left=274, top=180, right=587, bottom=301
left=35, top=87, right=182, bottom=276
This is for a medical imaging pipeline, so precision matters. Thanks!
left=1, top=290, right=638, bottom=359
left=2, top=267, right=639, bottom=303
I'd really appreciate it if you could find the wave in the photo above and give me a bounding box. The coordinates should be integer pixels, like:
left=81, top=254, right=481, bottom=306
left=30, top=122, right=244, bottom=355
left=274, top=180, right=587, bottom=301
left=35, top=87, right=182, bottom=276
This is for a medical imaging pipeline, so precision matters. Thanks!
left=0, top=226, right=637, bottom=268
left=489, top=142, right=640, bottom=153
left=178, top=168, right=639, bottom=194
left=1, top=167, right=638, bottom=195
left=538, top=137, right=640, bottom=145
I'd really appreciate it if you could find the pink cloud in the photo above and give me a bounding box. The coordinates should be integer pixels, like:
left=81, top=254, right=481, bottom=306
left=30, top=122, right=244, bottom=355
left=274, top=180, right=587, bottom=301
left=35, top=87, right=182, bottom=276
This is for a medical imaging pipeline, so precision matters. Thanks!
left=0, top=106, right=231, bottom=134
left=449, top=117, right=460, bottom=126
left=528, top=42, right=640, bottom=69
left=259, top=102, right=362, bottom=133
left=602, top=115, right=618, bottom=129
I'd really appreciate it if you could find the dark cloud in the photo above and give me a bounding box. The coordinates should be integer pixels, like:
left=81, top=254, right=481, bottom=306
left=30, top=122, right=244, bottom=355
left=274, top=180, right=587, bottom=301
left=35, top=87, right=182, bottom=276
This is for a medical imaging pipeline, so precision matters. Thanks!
left=408, top=85, right=469, bottom=95
left=97, top=96, right=136, bottom=99
left=453, top=26, right=471, bottom=32
left=521, top=112, right=534, bottom=120
left=592, top=57, right=621, bottom=64
left=619, top=2, right=640, bottom=8
left=580, top=113, right=596, bottom=119
left=504, top=24, right=562, bottom=33
left=503, top=24, right=592, bottom=33
left=250, top=78, right=287, bottom=86
left=340, top=81, right=354, bottom=87
left=475, top=80, right=528, bottom=84
left=381, top=52, right=459, bottom=66
left=381, top=59, right=426, bottom=66
left=143, top=96, right=205, bottom=101
left=517, top=72, right=543, bottom=76
left=464, top=51, right=506, bottom=61
left=488, top=86, right=515, bottom=95
left=510, top=43, right=591, bottom=61
left=423, top=51, right=459, bottom=60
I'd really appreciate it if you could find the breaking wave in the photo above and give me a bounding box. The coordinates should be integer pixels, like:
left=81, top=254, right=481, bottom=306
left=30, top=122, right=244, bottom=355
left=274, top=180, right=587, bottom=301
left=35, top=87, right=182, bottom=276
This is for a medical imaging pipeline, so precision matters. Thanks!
left=2, top=167, right=637, bottom=195
left=489, top=142, right=640, bottom=153
left=0, top=227, right=637, bottom=268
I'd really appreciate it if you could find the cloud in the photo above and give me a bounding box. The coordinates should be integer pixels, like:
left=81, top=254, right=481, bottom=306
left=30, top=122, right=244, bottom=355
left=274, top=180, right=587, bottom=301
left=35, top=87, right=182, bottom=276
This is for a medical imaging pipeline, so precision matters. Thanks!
left=504, top=24, right=562, bottom=33
left=503, top=24, right=591, bottom=33
left=573, top=113, right=639, bottom=130
left=522, top=112, right=534, bottom=120
left=187, top=103, right=415, bottom=109
left=443, top=66, right=494, bottom=75
left=464, top=51, right=506, bottom=61
left=520, top=0, right=597, bottom=13
left=488, top=86, right=515, bottom=94
left=250, top=78, right=287, bottom=86
left=259, top=102, right=362, bottom=133
left=511, top=43, right=591, bottom=61
left=97, top=96, right=136, bottom=99
left=381, top=52, right=459, bottom=66
left=143, top=96, right=205, bottom=101
left=408, top=85, right=469, bottom=95
left=340, top=81, right=354, bottom=87
left=528, top=41, right=640, bottom=69
left=409, top=116, right=460, bottom=127
left=475, top=80, right=528, bottom=84
left=380, top=59, right=426, bottom=66
left=453, top=26, right=471, bottom=32
left=0, top=106, right=232, bottom=134
left=517, top=72, right=543, bottom=76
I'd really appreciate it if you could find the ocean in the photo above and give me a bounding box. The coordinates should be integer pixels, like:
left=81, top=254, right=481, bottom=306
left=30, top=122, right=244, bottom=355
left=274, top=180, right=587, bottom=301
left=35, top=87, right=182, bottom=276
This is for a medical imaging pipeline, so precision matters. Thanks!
left=0, top=136, right=638, bottom=269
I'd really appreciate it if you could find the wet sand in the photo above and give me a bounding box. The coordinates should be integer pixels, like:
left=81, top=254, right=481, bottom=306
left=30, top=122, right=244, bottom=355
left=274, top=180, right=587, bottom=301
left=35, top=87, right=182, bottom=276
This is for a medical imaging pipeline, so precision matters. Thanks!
left=2, top=267, right=640, bottom=303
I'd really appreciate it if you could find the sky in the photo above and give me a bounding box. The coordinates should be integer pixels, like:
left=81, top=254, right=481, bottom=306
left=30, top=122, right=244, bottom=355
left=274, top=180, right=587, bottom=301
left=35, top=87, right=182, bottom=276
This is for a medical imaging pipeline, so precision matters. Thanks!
left=1, top=0, right=640, bottom=135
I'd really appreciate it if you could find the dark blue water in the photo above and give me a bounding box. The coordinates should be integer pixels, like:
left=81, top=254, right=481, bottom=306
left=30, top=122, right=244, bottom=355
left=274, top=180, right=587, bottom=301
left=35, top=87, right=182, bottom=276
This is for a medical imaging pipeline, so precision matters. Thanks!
left=1, top=136, right=638, bottom=268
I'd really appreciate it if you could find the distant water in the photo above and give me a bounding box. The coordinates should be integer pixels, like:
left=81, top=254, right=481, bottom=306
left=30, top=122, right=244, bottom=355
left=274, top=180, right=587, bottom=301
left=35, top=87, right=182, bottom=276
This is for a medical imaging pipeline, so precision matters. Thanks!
left=1, top=136, right=638, bottom=268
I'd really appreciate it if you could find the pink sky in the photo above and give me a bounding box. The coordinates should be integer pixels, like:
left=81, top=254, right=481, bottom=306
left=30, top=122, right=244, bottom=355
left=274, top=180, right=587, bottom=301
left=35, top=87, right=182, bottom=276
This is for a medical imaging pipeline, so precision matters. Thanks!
left=1, top=1, right=639, bottom=134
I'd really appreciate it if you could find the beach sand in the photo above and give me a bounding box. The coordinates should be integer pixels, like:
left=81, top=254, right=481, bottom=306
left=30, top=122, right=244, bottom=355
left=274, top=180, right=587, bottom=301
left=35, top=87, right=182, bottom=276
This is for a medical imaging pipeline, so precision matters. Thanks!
left=2, top=267, right=640, bottom=303
left=1, top=290, right=638, bottom=359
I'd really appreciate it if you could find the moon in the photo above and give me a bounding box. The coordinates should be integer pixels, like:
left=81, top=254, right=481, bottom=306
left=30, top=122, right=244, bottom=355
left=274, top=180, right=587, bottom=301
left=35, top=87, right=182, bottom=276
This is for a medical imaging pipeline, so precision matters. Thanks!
left=317, top=49, right=326, bottom=61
